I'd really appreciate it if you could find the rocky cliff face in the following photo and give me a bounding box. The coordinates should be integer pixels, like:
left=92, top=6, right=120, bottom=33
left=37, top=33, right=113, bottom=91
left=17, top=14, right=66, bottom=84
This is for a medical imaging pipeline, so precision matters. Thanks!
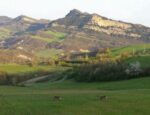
left=50, top=9, right=150, bottom=41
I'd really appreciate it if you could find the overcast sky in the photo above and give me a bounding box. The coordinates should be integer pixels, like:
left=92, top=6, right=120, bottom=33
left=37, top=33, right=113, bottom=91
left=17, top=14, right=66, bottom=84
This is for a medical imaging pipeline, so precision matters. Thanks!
left=0, top=0, right=149, bottom=27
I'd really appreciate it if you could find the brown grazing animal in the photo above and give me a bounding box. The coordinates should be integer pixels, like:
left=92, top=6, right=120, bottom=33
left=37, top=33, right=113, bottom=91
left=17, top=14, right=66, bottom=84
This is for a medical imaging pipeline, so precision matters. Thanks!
left=100, top=96, right=107, bottom=101
left=53, top=96, right=62, bottom=101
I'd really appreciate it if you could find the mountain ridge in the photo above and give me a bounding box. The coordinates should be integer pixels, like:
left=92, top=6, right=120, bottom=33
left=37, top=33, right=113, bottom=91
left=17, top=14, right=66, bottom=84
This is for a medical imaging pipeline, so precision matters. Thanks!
left=49, top=9, right=150, bottom=40
left=0, top=9, right=149, bottom=63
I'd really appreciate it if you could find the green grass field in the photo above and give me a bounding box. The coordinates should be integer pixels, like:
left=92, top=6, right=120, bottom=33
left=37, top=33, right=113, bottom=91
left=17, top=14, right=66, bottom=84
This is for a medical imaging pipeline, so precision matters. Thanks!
left=36, top=49, right=63, bottom=58
left=112, top=44, right=150, bottom=56
left=0, top=77, right=150, bottom=115
left=31, top=77, right=150, bottom=90
left=31, top=30, right=66, bottom=43
left=0, top=64, right=63, bottom=74
left=45, top=30, right=66, bottom=40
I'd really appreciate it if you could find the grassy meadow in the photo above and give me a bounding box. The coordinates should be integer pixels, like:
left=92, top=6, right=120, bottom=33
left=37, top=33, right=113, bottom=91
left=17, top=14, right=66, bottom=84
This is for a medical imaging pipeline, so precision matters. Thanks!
left=0, top=64, right=59, bottom=74
left=31, top=30, right=66, bottom=43
left=36, top=49, right=63, bottom=58
left=0, top=77, right=150, bottom=115
left=112, top=44, right=150, bottom=56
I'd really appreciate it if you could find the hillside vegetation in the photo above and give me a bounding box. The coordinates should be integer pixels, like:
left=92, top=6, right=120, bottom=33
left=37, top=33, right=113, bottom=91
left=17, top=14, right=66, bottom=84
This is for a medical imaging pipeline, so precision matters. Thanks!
left=0, top=28, right=11, bottom=40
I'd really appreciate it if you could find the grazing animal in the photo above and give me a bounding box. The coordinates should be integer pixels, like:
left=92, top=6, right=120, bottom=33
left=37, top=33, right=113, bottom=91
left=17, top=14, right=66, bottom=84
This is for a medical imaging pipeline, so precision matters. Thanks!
left=100, top=96, right=107, bottom=101
left=53, top=96, right=62, bottom=101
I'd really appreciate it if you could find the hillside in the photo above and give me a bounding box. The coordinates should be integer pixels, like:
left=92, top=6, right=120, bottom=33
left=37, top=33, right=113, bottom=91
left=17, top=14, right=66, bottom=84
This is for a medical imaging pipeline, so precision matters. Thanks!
left=0, top=49, right=35, bottom=64
left=46, top=9, right=150, bottom=51
left=0, top=15, right=50, bottom=42
left=50, top=9, right=150, bottom=40
left=0, top=9, right=150, bottom=62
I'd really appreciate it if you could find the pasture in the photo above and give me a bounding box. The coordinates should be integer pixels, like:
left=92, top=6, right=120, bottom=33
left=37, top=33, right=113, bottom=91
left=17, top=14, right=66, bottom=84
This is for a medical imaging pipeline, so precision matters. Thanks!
left=0, top=64, right=64, bottom=74
left=0, top=77, right=150, bottom=115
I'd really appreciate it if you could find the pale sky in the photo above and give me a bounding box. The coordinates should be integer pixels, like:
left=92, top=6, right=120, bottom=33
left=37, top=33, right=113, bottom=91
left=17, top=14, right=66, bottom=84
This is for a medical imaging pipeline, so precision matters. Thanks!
left=0, top=0, right=150, bottom=27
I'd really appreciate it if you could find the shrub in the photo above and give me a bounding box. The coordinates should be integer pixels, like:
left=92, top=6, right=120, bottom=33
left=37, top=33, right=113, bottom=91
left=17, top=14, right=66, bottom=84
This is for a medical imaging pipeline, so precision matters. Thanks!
left=0, top=71, right=9, bottom=85
left=0, top=70, right=54, bottom=85
left=72, top=61, right=150, bottom=82
left=125, top=61, right=142, bottom=77
left=141, top=67, right=150, bottom=76
left=74, top=62, right=128, bottom=82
